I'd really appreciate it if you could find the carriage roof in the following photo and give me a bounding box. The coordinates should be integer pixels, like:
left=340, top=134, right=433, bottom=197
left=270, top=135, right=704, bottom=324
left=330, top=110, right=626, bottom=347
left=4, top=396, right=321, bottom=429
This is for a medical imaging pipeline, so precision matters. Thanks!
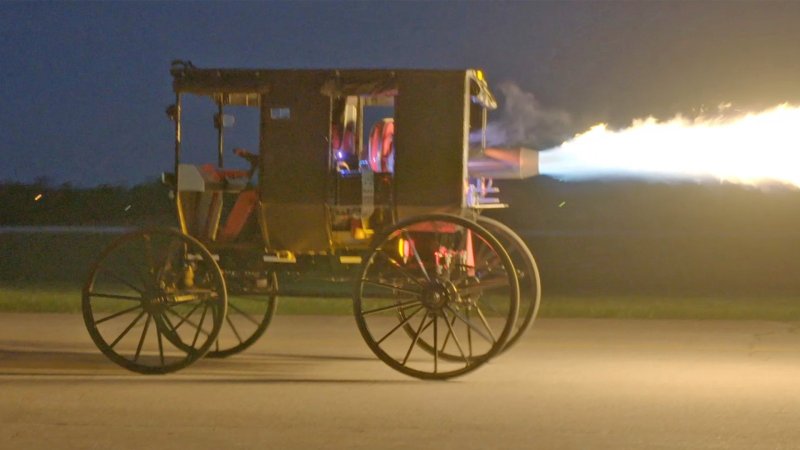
left=170, top=63, right=497, bottom=109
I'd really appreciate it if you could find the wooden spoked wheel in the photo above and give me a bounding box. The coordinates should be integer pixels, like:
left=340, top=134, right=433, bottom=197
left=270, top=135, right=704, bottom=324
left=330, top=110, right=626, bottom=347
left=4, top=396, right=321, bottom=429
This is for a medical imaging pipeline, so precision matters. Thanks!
left=354, top=214, right=519, bottom=380
left=82, top=228, right=226, bottom=374
left=398, top=216, right=540, bottom=360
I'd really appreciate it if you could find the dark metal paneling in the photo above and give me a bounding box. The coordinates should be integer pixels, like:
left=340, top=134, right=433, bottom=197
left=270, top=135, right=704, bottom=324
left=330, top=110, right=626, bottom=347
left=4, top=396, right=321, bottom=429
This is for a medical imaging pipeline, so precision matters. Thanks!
left=259, top=72, right=332, bottom=252
left=394, top=72, right=468, bottom=214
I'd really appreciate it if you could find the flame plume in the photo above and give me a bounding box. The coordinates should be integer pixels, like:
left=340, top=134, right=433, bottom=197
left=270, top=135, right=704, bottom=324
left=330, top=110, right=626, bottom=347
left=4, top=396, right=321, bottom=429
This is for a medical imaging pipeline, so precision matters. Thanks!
left=539, top=104, right=800, bottom=188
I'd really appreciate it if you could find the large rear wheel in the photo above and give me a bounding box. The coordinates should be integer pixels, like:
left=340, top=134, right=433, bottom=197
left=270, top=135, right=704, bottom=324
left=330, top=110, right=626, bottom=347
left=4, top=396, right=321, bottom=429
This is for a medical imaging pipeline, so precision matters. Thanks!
left=354, top=214, right=519, bottom=380
left=82, top=228, right=226, bottom=374
left=398, top=216, right=540, bottom=360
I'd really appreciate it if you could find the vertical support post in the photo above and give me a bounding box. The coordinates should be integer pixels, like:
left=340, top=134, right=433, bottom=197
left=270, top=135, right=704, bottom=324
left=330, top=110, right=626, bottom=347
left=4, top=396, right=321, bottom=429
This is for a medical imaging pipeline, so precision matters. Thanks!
left=356, top=96, right=364, bottom=162
left=217, top=101, right=225, bottom=168
left=174, top=93, right=189, bottom=235
left=174, top=93, right=182, bottom=182
left=461, top=72, right=471, bottom=210
left=481, top=107, right=487, bottom=151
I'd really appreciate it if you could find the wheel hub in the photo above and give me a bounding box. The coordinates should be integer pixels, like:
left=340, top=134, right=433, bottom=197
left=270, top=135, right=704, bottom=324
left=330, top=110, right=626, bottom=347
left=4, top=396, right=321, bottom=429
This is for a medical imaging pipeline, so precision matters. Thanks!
left=421, top=280, right=460, bottom=312
left=142, top=291, right=170, bottom=313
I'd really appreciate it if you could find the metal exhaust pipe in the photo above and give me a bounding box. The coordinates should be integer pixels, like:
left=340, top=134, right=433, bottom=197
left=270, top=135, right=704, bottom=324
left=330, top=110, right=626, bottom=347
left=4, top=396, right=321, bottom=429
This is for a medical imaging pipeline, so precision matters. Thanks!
left=468, top=147, right=540, bottom=180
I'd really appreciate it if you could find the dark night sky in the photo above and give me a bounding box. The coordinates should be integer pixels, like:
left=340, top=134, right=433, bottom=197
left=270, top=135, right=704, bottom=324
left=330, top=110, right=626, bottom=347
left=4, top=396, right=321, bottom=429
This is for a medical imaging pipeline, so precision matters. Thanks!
left=3, top=1, right=800, bottom=186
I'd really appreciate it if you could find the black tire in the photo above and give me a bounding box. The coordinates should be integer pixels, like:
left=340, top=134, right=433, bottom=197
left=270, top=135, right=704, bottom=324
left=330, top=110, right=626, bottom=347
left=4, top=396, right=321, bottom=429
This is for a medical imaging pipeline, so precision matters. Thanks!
left=354, top=214, right=519, bottom=380
left=82, top=228, right=226, bottom=374
left=476, top=216, right=541, bottom=351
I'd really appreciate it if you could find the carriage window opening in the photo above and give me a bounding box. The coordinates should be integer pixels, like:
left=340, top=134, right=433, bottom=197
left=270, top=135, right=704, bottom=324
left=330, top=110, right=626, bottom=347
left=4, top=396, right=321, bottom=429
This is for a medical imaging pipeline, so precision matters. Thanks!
left=331, top=95, right=395, bottom=175
left=220, top=104, right=260, bottom=173
left=179, top=94, right=260, bottom=173
left=180, top=94, right=222, bottom=166
left=468, top=99, right=487, bottom=155
left=468, top=77, right=493, bottom=155
left=331, top=96, right=359, bottom=174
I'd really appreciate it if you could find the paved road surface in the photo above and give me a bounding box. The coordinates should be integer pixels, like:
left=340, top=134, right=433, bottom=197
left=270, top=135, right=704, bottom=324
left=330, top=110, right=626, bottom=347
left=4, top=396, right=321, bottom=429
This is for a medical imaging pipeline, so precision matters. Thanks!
left=2, top=312, right=800, bottom=449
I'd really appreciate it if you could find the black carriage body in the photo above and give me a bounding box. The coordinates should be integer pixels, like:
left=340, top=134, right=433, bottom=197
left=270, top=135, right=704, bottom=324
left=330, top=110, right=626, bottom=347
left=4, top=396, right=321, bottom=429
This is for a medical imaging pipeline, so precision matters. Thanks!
left=171, top=65, right=496, bottom=255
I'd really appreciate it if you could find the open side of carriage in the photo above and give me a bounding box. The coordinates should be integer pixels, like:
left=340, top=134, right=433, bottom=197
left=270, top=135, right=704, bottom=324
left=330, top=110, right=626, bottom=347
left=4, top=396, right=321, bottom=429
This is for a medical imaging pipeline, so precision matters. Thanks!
left=82, top=62, right=542, bottom=379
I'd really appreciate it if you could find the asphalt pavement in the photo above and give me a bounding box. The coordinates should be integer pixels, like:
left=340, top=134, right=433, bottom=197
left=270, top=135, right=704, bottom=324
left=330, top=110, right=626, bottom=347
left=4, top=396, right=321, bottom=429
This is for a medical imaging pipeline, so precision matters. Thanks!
left=2, top=312, right=800, bottom=449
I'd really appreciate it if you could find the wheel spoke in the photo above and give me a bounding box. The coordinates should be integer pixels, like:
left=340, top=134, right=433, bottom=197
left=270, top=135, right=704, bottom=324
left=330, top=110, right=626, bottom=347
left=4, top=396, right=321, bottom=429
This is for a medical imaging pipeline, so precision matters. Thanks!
left=375, top=250, right=426, bottom=287
left=190, top=304, right=209, bottom=349
left=441, top=309, right=469, bottom=363
left=479, top=243, right=498, bottom=264
left=156, top=319, right=165, bottom=367
left=459, top=275, right=510, bottom=290
left=445, top=305, right=493, bottom=344
left=123, top=254, right=151, bottom=291
left=361, top=279, right=423, bottom=297
left=467, top=308, right=473, bottom=357
left=419, top=316, right=435, bottom=334
left=108, top=310, right=146, bottom=349
left=473, top=305, right=498, bottom=343
left=89, top=292, right=142, bottom=301
left=97, top=266, right=145, bottom=294
left=479, top=299, right=503, bottom=316
left=482, top=252, right=502, bottom=269
left=433, top=315, right=439, bottom=374
left=134, top=314, right=152, bottom=362
left=228, top=301, right=262, bottom=327
left=95, top=304, right=143, bottom=325
left=402, top=230, right=431, bottom=282
left=439, top=309, right=459, bottom=353
left=361, top=299, right=423, bottom=316
left=225, top=314, right=244, bottom=344
left=453, top=261, right=505, bottom=277
left=165, top=308, right=211, bottom=339
left=376, top=306, right=424, bottom=344
left=402, top=313, right=429, bottom=366
left=165, top=303, right=202, bottom=331
left=160, top=312, right=181, bottom=337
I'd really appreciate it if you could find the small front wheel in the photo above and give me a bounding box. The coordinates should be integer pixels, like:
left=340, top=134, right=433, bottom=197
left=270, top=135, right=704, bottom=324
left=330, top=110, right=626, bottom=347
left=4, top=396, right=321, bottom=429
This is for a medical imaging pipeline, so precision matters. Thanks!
left=354, top=214, right=519, bottom=380
left=82, top=228, right=227, bottom=374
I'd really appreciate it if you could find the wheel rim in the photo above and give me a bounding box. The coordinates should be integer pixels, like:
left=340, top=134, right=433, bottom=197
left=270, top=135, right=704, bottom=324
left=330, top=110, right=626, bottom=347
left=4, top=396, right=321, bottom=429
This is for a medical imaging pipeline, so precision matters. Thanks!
left=82, top=229, right=226, bottom=374
left=354, top=214, right=519, bottom=379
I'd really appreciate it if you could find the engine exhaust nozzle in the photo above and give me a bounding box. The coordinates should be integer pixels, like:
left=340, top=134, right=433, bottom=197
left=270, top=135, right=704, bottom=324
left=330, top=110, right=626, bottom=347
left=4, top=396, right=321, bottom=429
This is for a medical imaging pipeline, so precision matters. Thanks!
left=468, top=147, right=540, bottom=180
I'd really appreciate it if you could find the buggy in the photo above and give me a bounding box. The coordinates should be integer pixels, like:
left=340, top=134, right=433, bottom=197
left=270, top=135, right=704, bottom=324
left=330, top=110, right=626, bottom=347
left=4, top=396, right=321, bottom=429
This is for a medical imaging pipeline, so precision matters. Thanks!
left=82, top=61, right=541, bottom=379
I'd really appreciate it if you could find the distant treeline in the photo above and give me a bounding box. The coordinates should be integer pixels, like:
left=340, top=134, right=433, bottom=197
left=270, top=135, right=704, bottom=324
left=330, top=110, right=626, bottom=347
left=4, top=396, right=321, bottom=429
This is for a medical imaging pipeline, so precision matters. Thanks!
left=0, top=179, right=174, bottom=226
left=5, top=176, right=800, bottom=232
left=3, top=177, right=800, bottom=296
